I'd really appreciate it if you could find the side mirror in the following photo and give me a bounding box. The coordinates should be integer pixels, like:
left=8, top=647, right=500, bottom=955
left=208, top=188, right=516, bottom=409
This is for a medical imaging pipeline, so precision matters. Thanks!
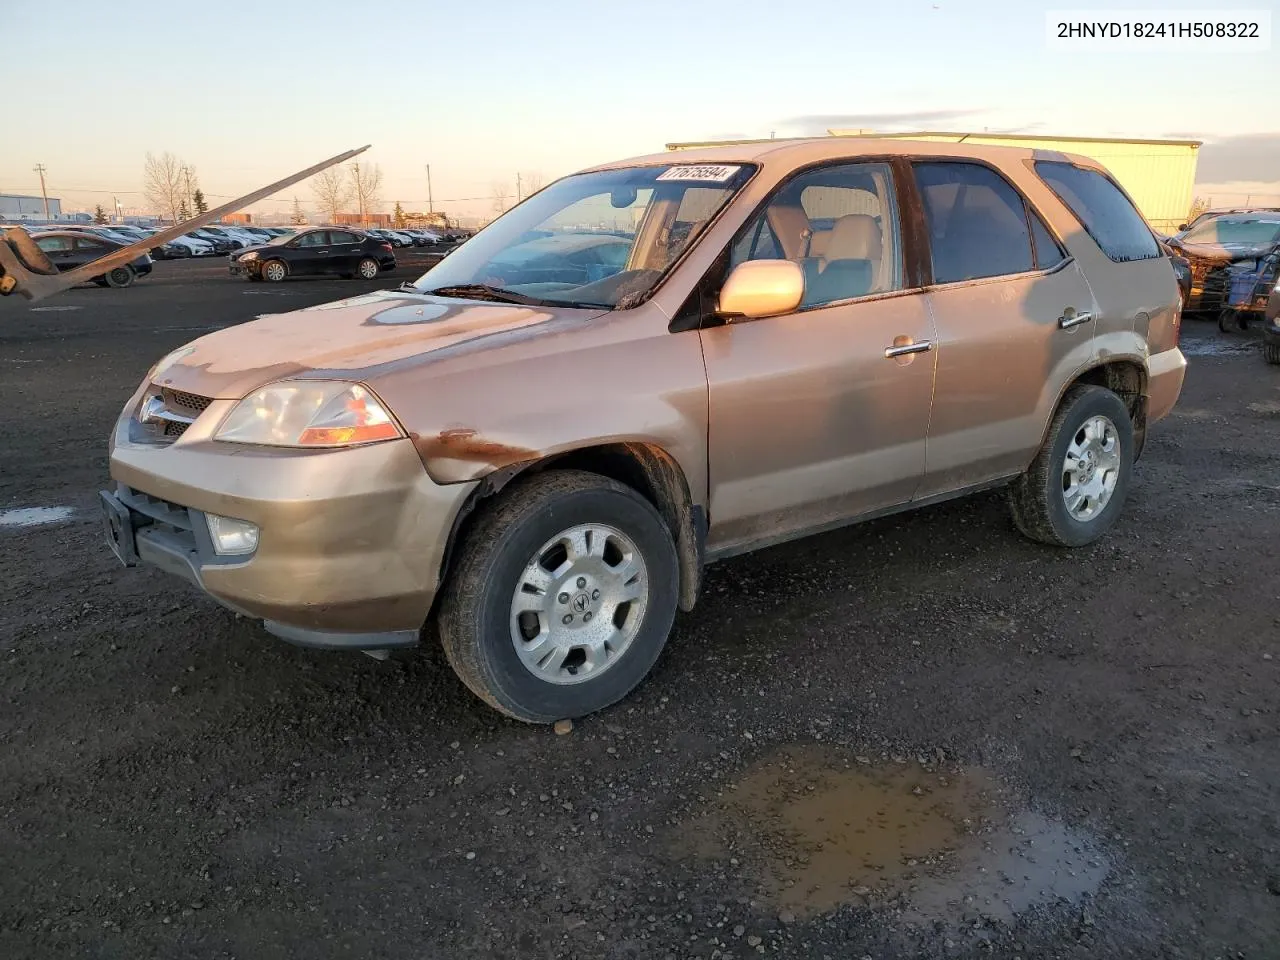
left=717, top=259, right=804, bottom=320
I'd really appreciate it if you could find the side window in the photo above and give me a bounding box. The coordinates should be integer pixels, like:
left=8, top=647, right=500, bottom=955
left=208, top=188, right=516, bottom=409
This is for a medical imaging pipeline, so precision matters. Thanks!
left=298, top=231, right=329, bottom=247
left=74, top=237, right=107, bottom=251
left=1033, top=161, right=1161, bottom=262
left=35, top=235, right=72, bottom=252
left=914, top=162, right=1034, bottom=283
left=1029, top=210, right=1066, bottom=269
left=329, top=231, right=358, bottom=244
left=730, top=161, right=902, bottom=308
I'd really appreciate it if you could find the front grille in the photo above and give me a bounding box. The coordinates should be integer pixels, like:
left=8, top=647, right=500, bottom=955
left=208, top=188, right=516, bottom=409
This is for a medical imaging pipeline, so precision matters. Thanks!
left=161, top=388, right=212, bottom=419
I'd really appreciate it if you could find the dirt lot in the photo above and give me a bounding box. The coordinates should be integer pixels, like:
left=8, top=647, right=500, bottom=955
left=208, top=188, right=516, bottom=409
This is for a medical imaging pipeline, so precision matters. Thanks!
left=1, top=259, right=1277, bottom=960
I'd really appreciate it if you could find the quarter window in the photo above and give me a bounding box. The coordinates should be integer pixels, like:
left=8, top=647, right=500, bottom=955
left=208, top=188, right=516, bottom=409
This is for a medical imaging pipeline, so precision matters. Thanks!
left=914, top=162, right=1035, bottom=283
left=1029, top=211, right=1066, bottom=269
left=1034, top=161, right=1160, bottom=262
left=731, top=161, right=902, bottom=308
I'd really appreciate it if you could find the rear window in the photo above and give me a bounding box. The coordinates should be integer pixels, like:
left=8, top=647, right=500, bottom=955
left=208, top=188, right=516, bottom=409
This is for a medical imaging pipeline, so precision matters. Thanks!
left=1034, top=161, right=1160, bottom=263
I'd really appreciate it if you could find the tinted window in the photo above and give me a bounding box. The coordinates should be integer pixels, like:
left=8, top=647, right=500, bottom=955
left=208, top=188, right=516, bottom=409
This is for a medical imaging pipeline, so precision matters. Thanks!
left=1034, top=161, right=1160, bottom=262
left=296, top=231, right=329, bottom=247
left=914, top=162, right=1034, bottom=283
left=1181, top=215, right=1280, bottom=246
left=74, top=237, right=108, bottom=250
left=731, top=161, right=901, bottom=308
left=329, top=231, right=358, bottom=244
left=1030, top=211, right=1066, bottom=269
left=35, top=235, right=72, bottom=252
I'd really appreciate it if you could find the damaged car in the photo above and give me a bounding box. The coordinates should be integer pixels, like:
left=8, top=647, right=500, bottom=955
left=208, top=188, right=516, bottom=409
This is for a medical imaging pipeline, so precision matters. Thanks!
left=96, top=139, right=1186, bottom=723
left=1167, top=211, right=1280, bottom=326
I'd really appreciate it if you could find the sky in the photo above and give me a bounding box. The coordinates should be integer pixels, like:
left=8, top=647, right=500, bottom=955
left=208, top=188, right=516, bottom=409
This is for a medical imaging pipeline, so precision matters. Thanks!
left=2, top=0, right=1278, bottom=220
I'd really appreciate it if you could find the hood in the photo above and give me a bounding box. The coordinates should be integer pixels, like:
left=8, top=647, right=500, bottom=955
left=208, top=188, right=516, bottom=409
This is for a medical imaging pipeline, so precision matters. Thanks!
left=235, top=242, right=274, bottom=256
left=152, top=289, right=607, bottom=399
left=1174, top=239, right=1276, bottom=263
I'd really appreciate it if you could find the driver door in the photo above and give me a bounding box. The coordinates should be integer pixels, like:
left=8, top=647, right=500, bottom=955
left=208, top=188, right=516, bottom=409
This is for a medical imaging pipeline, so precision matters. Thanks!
left=700, top=161, right=938, bottom=555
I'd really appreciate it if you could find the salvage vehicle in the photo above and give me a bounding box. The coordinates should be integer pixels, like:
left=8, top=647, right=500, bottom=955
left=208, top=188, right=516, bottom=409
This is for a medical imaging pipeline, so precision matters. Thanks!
left=229, top=227, right=395, bottom=281
left=96, top=139, right=1186, bottom=723
left=30, top=231, right=152, bottom=287
left=1167, top=211, right=1280, bottom=321
left=1263, top=278, right=1280, bottom=364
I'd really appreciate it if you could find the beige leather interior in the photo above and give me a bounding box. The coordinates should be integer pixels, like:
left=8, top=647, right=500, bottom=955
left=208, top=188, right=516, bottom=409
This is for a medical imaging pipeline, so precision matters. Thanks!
left=765, top=204, right=813, bottom=260
left=823, top=214, right=881, bottom=264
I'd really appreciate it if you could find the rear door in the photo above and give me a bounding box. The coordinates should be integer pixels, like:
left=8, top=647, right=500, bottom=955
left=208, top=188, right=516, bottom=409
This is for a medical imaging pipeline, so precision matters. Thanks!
left=911, top=160, right=1099, bottom=498
left=327, top=230, right=362, bottom=274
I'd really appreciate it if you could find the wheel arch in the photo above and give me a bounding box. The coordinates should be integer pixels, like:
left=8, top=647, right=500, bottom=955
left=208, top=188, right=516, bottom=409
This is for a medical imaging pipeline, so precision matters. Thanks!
left=1046, top=358, right=1149, bottom=460
left=435, top=441, right=705, bottom=619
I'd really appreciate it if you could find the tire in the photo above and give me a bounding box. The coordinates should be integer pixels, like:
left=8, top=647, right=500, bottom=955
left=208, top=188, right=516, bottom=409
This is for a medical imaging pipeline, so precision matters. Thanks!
left=1009, top=385, right=1134, bottom=548
left=1218, top=309, right=1236, bottom=333
left=438, top=470, right=680, bottom=723
left=1264, top=340, right=1280, bottom=365
left=261, top=259, right=287, bottom=283
left=103, top=266, right=134, bottom=289
left=356, top=257, right=379, bottom=280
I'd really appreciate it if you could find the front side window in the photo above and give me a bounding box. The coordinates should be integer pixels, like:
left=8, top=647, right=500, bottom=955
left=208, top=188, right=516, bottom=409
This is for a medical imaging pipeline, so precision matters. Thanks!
left=410, top=163, right=755, bottom=309
left=914, top=161, right=1035, bottom=283
left=35, top=235, right=72, bottom=252
left=296, top=231, right=329, bottom=247
left=730, top=161, right=902, bottom=308
left=1034, top=161, right=1161, bottom=262
left=1181, top=215, right=1280, bottom=246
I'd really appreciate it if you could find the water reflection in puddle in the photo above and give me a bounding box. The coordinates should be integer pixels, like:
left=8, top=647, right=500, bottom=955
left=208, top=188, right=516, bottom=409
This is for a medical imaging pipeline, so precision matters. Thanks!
left=678, top=745, right=1107, bottom=923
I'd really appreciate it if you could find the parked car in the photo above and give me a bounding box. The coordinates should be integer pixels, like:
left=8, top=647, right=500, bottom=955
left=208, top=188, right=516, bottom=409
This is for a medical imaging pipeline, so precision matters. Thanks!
left=369, top=228, right=412, bottom=248
left=31, top=231, right=152, bottom=287
left=229, top=227, right=395, bottom=281
left=1263, top=277, right=1280, bottom=364
left=1167, top=212, right=1280, bottom=320
left=101, top=139, right=1185, bottom=723
left=404, top=229, right=444, bottom=246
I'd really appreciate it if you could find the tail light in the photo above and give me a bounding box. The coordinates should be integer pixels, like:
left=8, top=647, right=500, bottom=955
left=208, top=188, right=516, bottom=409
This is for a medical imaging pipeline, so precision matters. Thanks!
left=379, top=242, right=393, bottom=252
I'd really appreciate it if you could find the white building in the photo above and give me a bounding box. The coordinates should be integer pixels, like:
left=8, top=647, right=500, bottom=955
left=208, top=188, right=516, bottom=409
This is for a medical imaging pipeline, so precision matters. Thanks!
left=0, top=194, right=64, bottom=221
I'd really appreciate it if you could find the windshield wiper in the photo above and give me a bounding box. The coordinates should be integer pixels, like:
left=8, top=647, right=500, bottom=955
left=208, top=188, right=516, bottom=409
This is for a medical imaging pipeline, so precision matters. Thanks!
left=417, top=283, right=611, bottom=310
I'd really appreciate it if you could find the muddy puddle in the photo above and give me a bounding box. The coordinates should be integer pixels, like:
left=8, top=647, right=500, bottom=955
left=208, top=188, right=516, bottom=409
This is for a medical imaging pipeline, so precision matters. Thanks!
left=676, top=744, right=1107, bottom=924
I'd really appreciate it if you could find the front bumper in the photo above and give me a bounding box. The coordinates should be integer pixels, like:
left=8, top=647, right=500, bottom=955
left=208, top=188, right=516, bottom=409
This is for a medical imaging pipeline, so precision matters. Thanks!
left=104, top=401, right=476, bottom=649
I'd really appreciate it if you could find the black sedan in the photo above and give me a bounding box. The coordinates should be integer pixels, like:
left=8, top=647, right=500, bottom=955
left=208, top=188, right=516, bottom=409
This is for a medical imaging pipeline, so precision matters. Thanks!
left=31, top=231, right=153, bottom=288
left=1166, top=212, right=1280, bottom=318
left=229, top=228, right=396, bottom=282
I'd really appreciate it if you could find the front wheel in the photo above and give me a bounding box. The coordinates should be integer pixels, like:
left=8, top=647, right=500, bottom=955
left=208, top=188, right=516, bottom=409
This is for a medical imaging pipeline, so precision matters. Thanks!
left=356, top=257, right=379, bottom=280
left=1009, top=385, right=1134, bottom=547
left=261, top=259, right=287, bottom=283
left=438, top=470, right=679, bottom=723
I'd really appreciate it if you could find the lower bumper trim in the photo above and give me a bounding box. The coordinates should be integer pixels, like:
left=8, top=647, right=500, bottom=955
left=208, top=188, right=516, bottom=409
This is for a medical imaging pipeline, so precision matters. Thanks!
left=263, top=620, right=421, bottom=650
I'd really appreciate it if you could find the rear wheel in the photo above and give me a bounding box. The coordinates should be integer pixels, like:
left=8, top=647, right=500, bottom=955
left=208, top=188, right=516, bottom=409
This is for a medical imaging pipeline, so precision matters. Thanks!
left=1264, top=340, right=1280, bottom=365
left=103, top=266, right=134, bottom=288
left=262, top=259, right=287, bottom=283
left=438, top=470, right=679, bottom=723
left=356, top=257, right=379, bottom=280
left=1009, top=385, right=1134, bottom=547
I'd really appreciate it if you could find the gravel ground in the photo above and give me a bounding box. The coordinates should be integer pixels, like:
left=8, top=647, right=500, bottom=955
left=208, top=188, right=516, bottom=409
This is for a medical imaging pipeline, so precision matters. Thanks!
left=1, top=261, right=1277, bottom=959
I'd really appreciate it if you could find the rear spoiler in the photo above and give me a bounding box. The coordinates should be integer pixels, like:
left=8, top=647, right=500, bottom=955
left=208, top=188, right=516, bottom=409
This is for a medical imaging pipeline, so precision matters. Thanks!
left=0, top=145, right=370, bottom=302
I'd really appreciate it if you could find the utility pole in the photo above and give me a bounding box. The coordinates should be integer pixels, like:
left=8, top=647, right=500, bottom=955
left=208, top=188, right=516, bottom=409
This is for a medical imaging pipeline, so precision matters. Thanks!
left=516, top=172, right=523, bottom=203
left=425, top=164, right=433, bottom=213
left=33, top=164, right=50, bottom=221
left=353, top=161, right=365, bottom=227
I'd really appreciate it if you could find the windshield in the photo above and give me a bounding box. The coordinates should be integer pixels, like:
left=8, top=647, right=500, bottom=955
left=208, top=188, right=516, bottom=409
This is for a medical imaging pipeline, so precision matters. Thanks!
left=409, top=162, right=755, bottom=308
left=1183, top=216, right=1280, bottom=246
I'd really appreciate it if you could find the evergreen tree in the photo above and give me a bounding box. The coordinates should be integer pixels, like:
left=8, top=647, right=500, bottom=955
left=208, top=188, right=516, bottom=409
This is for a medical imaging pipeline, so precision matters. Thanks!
left=192, top=189, right=208, bottom=215
left=93, top=204, right=108, bottom=224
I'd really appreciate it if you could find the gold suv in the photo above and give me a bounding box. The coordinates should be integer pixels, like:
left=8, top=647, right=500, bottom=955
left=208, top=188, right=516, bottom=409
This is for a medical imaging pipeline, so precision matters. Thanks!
left=101, top=138, right=1187, bottom=722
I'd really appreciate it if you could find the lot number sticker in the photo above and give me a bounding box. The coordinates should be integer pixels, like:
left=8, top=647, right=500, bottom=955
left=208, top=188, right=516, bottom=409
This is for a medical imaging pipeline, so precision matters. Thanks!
left=655, top=165, right=741, bottom=183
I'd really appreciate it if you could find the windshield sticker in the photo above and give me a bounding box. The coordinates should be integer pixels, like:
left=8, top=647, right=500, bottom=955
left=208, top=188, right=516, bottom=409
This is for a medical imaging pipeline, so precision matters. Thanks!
left=655, top=164, right=742, bottom=183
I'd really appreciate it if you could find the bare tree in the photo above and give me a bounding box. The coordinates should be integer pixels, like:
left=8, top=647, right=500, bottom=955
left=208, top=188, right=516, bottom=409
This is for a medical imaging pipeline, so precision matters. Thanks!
left=143, top=152, right=189, bottom=223
left=312, top=166, right=352, bottom=223
left=491, top=180, right=511, bottom=214
left=522, top=171, right=546, bottom=196
left=350, top=162, right=383, bottom=226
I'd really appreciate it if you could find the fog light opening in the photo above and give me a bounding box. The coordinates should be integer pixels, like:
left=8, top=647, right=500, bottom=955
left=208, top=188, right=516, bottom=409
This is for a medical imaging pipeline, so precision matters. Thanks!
left=205, top=514, right=260, bottom=556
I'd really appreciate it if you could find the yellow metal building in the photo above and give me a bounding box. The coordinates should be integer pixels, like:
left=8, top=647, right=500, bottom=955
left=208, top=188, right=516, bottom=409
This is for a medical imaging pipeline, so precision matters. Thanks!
left=666, top=130, right=1201, bottom=235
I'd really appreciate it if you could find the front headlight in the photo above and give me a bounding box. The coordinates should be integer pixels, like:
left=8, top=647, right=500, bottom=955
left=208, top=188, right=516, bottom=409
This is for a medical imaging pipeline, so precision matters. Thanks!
left=214, top=380, right=403, bottom=448
left=238, top=251, right=259, bottom=261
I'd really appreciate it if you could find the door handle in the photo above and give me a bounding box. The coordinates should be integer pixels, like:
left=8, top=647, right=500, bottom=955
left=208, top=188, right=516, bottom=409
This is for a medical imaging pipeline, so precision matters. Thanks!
left=884, top=339, right=933, bottom=358
left=1058, top=310, right=1093, bottom=330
